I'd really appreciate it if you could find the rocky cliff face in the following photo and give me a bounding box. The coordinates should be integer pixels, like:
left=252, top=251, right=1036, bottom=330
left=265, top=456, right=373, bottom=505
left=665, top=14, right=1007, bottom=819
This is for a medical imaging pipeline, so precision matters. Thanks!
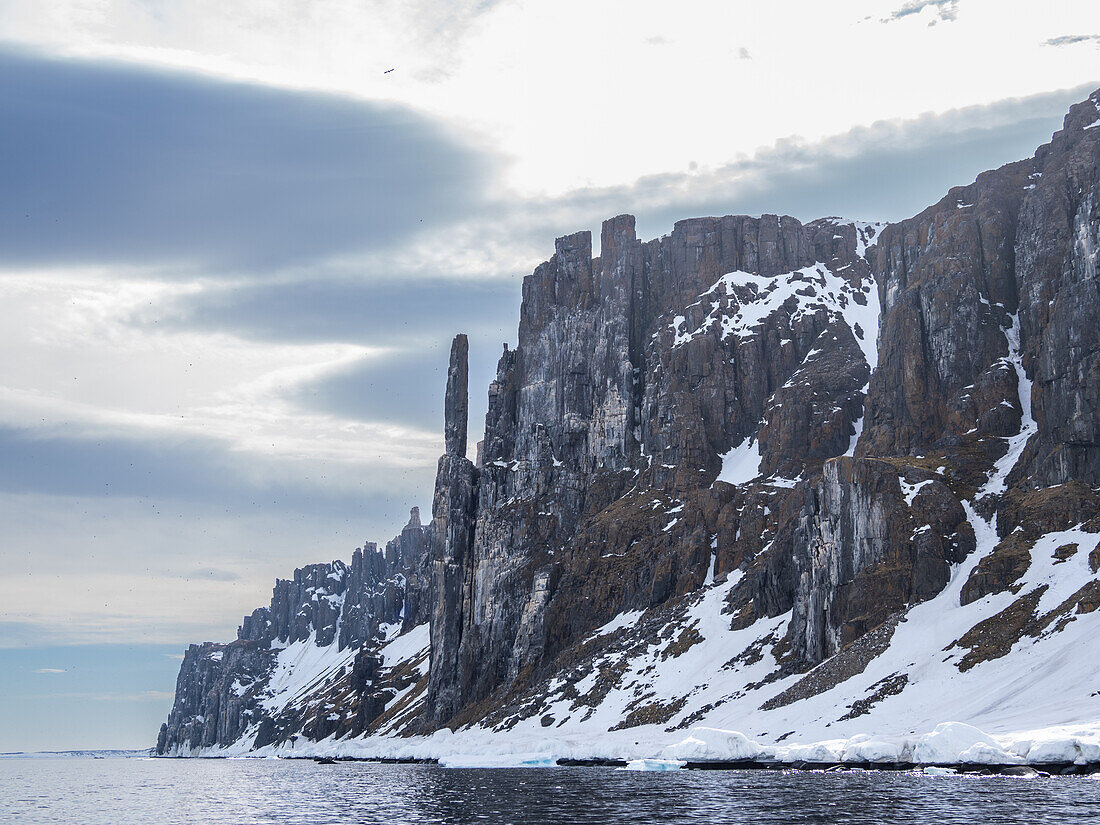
left=159, top=88, right=1100, bottom=754
left=157, top=509, right=431, bottom=754
left=424, top=210, right=891, bottom=726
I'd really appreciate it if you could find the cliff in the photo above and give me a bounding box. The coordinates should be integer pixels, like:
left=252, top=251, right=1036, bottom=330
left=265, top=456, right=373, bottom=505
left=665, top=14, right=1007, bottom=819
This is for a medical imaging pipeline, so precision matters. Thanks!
left=157, top=508, right=431, bottom=754
left=158, top=88, right=1100, bottom=758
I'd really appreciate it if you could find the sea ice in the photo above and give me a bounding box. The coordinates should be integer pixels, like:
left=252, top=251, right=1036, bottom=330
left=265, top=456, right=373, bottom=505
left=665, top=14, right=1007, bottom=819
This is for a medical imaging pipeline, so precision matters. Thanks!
left=623, top=759, right=685, bottom=771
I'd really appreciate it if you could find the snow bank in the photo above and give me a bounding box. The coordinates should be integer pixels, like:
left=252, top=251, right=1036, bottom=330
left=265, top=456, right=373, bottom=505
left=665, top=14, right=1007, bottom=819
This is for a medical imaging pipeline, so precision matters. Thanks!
left=914, top=722, right=1021, bottom=765
left=958, top=742, right=1025, bottom=765
left=840, top=735, right=900, bottom=764
left=1022, top=738, right=1100, bottom=765
left=182, top=718, right=1100, bottom=770
left=660, top=728, right=766, bottom=762
left=780, top=742, right=844, bottom=763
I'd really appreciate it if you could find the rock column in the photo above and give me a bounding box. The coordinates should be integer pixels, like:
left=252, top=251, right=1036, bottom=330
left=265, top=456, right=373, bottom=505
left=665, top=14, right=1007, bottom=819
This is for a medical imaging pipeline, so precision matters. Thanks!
left=445, top=335, right=469, bottom=458
left=426, top=334, right=479, bottom=723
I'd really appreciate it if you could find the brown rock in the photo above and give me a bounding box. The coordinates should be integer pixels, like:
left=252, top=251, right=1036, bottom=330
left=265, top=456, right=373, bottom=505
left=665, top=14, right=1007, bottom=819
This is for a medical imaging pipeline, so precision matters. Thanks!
left=960, top=532, right=1033, bottom=606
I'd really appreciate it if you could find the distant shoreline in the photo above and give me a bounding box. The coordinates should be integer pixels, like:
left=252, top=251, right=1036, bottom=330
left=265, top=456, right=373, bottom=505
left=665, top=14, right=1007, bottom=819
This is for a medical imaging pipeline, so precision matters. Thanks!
left=0, top=749, right=154, bottom=759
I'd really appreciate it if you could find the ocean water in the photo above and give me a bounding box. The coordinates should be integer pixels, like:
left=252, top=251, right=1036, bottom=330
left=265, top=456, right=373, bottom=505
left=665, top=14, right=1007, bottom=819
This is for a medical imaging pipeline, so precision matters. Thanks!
left=2, top=758, right=1098, bottom=824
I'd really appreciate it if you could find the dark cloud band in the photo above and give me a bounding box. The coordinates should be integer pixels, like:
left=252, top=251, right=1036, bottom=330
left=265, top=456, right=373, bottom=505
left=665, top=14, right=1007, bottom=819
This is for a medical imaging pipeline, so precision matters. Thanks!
left=1043, top=35, right=1100, bottom=48
left=0, top=47, right=491, bottom=272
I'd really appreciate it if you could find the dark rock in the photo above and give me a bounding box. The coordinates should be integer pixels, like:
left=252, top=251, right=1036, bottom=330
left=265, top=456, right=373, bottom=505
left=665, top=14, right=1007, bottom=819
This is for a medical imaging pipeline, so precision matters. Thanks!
left=953, top=589, right=1046, bottom=671
left=859, top=158, right=1030, bottom=463
left=1013, top=93, right=1100, bottom=487
left=425, top=210, right=888, bottom=725
left=789, top=458, right=972, bottom=664
left=960, top=532, right=1033, bottom=605
left=426, top=336, right=480, bottom=724
left=445, top=334, right=469, bottom=457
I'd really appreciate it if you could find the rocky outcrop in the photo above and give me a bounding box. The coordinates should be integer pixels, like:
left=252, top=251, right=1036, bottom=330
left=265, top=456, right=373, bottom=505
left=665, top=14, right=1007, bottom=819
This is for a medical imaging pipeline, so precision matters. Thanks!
left=859, top=91, right=1100, bottom=495
left=790, top=458, right=973, bottom=663
left=157, top=509, right=430, bottom=754
left=236, top=509, right=430, bottom=653
left=858, top=160, right=1030, bottom=465
left=160, top=88, right=1100, bottom=752
left=425, top=335, right=479, bottom=723
left=1013, top=94, right=1100, bottom=488
left=424, top=211, right=891, bottom=725
left=961, top=482, right=1100, bottom=605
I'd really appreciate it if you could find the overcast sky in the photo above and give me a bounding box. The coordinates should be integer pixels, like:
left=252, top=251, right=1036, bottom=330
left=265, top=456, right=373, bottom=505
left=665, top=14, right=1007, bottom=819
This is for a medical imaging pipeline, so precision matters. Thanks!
left=0, top=0, right=1097, bottom=751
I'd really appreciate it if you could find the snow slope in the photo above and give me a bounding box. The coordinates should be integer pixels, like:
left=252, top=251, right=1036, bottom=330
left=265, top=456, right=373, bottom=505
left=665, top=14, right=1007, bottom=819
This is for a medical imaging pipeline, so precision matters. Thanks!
left=189, top=497, right=1098, bottom=767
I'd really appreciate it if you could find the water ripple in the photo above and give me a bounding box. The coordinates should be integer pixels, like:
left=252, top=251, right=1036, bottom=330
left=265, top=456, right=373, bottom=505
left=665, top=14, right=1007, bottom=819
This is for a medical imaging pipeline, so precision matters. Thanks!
left=1, top=759, right=1096, bottom=825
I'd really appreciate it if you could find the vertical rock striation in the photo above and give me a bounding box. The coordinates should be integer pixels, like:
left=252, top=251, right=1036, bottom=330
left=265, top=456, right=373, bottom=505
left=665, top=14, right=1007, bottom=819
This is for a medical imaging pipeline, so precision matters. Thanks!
left=426, top=213, right=888, bottom=723
left=789, top=458, right=973, bottom=663
left=1013, top=92, right=1100, bottom=488
left=786, top=88, right=1100, bottom=664
left=426, top=335, right=479, bottom=723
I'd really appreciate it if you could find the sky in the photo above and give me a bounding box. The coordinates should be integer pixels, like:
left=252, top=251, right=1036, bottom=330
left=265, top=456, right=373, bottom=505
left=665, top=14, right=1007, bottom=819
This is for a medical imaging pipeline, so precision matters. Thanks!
left=0, top=0, right=1097, bottom=751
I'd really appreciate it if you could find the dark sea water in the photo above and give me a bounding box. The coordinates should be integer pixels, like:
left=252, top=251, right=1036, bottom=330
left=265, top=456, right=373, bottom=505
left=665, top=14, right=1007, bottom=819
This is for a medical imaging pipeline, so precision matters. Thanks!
left=3, top=758, right=1099, bottom=824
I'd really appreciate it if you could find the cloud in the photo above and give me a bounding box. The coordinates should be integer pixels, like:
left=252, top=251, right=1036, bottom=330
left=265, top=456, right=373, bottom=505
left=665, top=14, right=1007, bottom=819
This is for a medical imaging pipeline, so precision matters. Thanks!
left=356, top=0, right=511, bottom=80
left=32, top=668, right=66, bottom=674
left=882, top=0, right=960, bottom=24
left=380, top=83, right=1091, bottom=277
left=135, top=86, right=1095, bottom=306
left=131, top=0, right=511, bottom=83
left=155, top=276, right=519, bottom=348
left=291, top=345, right=462, bottom=432
left=49, top=690, right=176, bottom=702
left=0, top=422, right=432, bottom=509
left=547, top=84, right=1096, bottom=236
left=150, top=274, right=520, bottom=430
left=0, top=46, right=493, bottom=273
left=180, top=568, right=241, bottom=582
left=1043, top=35, right=1100, bottom=48
left=0, top=491, right=434, bottom=648
left=0, top=269, right=444, bottom=509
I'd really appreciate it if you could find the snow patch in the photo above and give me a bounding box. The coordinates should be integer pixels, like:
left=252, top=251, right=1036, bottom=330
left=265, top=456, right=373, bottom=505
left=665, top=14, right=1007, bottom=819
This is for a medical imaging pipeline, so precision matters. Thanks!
left=899, top=478, right=935, bottom=506
left=379, top=622, right=430, bottom=670
left=979, top=314, right=1036, bottom=497
left=716, top=436, right=761, bottom=486
left=261, top=634, right=358, bottom=714
left=596, top=609, right=645, bottom=636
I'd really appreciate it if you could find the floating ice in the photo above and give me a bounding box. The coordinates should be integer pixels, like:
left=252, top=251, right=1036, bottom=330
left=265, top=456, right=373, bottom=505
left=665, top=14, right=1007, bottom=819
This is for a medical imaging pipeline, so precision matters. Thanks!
left=623, top=758, right=685, bottom=771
